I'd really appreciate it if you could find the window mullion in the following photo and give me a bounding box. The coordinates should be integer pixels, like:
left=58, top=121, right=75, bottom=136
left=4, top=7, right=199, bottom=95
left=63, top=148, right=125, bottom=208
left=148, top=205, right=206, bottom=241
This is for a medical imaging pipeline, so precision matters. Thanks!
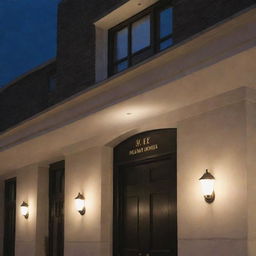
left=128, top=23, right=132, bottom=67
left=108, top=31, right=115, bottom=76
left=160, top=34, right=173, bottom=42
left=151, top=8, right=157, bottom=53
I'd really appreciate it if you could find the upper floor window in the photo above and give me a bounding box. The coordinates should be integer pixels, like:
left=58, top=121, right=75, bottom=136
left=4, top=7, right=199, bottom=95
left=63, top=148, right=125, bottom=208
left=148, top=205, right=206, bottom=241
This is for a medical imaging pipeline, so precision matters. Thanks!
left=108, top=2, right=173, bottom=76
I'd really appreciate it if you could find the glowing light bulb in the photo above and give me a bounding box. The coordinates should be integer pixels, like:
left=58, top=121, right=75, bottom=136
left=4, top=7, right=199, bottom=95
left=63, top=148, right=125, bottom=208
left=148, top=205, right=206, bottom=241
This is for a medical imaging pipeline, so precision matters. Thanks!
left=199, top=170, right=215, bottom=203
left=75, top=193, right=85, bottom=215
left=20, top=201, right=29, bottom=219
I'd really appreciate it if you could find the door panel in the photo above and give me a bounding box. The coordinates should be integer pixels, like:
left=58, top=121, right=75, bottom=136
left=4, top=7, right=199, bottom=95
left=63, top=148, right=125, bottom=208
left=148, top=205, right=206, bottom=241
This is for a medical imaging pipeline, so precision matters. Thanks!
left=119, top=156, right=177, bottom=256
left=150, top=193, right=169, bottom=250
left=123, top=196, right=139, bottom=256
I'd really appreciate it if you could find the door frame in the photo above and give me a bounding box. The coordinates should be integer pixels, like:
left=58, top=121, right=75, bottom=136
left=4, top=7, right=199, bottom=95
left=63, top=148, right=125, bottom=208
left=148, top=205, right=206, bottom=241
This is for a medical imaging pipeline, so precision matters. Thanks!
left=113, top=129, right=177, bottom=256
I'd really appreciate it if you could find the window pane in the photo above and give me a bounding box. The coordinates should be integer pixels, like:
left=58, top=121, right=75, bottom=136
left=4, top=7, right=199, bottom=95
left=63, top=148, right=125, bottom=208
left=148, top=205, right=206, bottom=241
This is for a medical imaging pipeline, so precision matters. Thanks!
left=115, top=60, right=128, bottom=73
left=160, top=38, right=173, bottom=50
left=115, top=27, right=128, bottom=60
left=160, top=7, right=173, bottom=39
left=132, top=15, right=150, bottom=53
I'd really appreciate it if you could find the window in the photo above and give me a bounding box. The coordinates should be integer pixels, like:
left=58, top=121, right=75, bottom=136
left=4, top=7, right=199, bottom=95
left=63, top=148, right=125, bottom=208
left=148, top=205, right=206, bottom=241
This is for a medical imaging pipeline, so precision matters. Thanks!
left=109, top=2, right=173, bottom=76
left=132, top=15, right=151, bottom=54
left=159, top=7, right=173, bottom=50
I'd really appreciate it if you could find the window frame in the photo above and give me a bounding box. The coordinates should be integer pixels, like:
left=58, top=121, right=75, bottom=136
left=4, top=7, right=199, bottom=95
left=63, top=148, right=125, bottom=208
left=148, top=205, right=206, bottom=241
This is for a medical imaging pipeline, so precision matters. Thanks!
left=108, top=0, right=173, bottom=76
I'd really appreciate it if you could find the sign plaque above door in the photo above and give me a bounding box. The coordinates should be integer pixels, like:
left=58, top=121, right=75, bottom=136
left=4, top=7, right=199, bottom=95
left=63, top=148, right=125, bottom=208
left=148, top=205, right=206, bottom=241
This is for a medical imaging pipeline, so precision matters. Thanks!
left=114, top=129, right=176, bottom=164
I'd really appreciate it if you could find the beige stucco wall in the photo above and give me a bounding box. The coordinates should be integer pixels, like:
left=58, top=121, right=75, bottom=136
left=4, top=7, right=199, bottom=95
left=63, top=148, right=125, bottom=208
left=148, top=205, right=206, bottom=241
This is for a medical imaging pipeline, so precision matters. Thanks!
left=15, top=165, right=38, bottom=255
left=62, top=100, right=249, bottom=256
left=12, top=165, right=49, bottom=256
left=178, top=102, right=247, bottom=255
left=0, top=93, right=254, bottom=256
left=35, top=166, right=49, bottom=256
left=246, top=102, right=256, bottom=255
left=64, top=146, right=113, bottom=256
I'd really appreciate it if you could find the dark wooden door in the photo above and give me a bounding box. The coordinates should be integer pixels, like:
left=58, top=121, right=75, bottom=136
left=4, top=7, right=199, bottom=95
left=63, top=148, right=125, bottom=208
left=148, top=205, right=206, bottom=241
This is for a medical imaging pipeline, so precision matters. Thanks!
left=119, top=156, right=177, bottom=256
left=49, top=161, right=65, bottom=256
left=3, top=178, right=16, bottom=256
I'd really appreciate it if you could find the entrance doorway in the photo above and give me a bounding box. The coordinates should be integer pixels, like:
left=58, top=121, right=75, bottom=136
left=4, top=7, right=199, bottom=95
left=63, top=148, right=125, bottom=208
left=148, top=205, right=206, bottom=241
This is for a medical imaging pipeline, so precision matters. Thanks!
left=49, top=161, right=65, bottom=256
left=3, top=178, right=16, bottom=256
left=114, top=129, right=177, bottom=256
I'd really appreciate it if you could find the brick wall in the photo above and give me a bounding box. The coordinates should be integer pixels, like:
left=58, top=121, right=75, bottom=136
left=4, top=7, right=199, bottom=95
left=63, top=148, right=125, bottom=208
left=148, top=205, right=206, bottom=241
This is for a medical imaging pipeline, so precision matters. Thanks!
left=56, top=0, right=127, bottom=99
left=0, top=62, right=56, bottom=132
left=173, top=0, right=255, bottom=44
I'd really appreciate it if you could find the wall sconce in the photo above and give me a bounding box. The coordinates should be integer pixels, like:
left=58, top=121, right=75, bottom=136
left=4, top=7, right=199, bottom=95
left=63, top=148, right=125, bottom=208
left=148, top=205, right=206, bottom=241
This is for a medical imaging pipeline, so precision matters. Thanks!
left=199, top=169, right=215, bottom=203
left=20, top=201, right=29, bottom=219
left=75, top=193, right=85, bottom=215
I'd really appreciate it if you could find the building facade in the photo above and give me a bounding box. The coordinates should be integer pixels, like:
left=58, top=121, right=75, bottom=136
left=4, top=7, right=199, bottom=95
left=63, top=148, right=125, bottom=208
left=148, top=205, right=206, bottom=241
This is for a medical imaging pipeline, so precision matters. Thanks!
left=0, top=0, right=256, bottom=256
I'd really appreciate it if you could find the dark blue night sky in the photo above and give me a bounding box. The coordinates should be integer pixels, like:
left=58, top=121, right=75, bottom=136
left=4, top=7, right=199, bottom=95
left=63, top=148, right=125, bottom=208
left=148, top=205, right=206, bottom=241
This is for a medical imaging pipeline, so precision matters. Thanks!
left=0, top=0, right=60, bottom=88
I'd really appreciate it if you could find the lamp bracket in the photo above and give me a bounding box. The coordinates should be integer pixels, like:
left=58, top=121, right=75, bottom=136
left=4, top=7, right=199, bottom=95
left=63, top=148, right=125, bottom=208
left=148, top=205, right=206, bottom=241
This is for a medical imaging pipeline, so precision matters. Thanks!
left=204, top=191, right=215, bottom=203
left=79, top=209, right=86, bottom=215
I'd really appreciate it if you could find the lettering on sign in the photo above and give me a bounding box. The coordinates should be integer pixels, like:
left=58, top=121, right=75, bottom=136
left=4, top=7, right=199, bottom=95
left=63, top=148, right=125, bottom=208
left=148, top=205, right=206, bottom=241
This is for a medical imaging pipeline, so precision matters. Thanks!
left=129, top=136, right=159, bottom=156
